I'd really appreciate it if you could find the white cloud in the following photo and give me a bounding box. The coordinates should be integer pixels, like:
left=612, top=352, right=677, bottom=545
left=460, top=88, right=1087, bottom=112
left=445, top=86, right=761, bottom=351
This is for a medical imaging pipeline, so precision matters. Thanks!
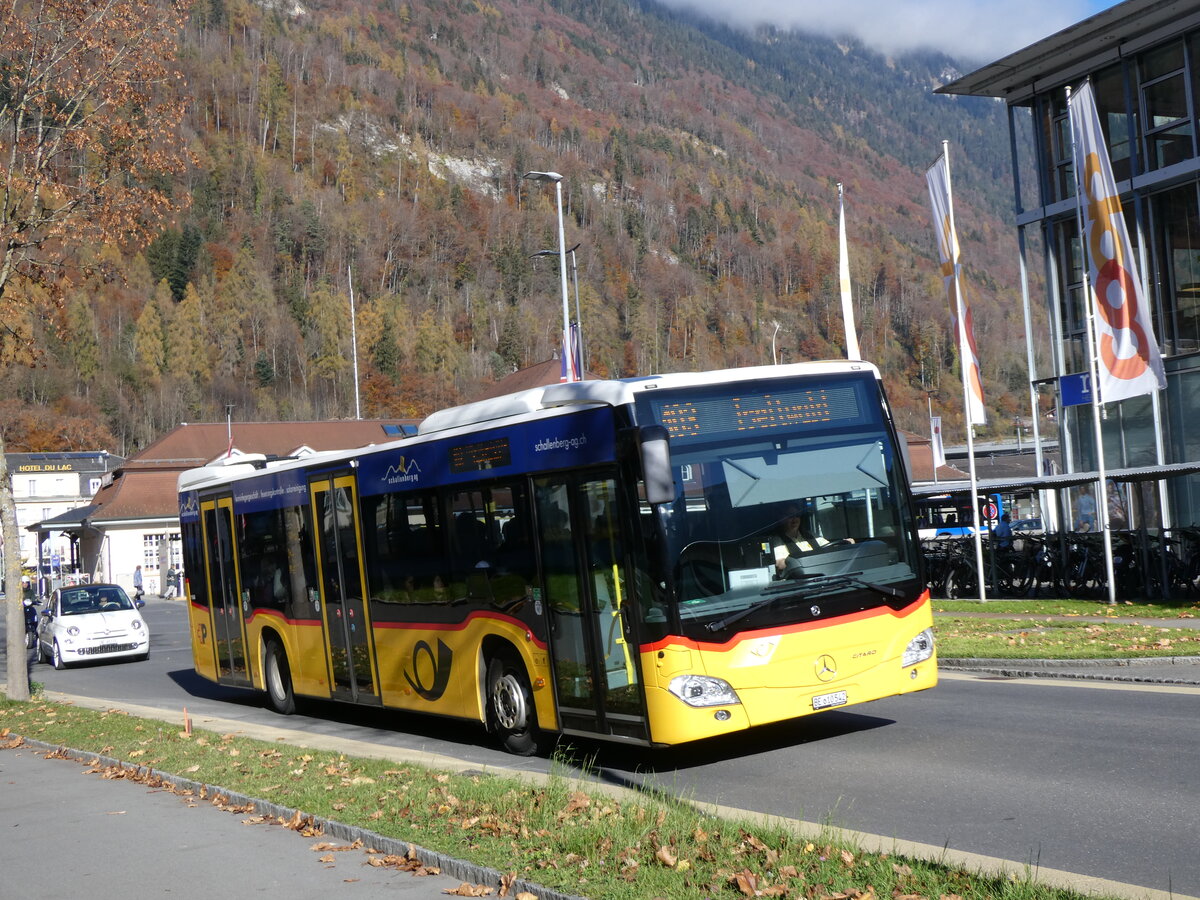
left=660, top=1, right=1100, bottom=61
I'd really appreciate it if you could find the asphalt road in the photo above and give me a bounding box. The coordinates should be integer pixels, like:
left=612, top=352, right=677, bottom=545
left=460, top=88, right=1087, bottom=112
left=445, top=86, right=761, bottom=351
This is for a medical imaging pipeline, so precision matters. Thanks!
left=4, top=596, right=1199, bottom=899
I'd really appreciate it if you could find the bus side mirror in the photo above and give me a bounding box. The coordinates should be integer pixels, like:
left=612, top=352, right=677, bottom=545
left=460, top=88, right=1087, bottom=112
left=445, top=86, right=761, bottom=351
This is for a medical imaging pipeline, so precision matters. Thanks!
left=639, top=425, right=675, bottom=506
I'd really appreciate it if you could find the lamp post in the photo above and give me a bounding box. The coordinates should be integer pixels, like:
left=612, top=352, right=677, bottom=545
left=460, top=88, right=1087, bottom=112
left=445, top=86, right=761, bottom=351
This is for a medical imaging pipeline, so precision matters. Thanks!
left=531, top=242, right=584, bottom=377
left=522, top=170, right=577, bottom=381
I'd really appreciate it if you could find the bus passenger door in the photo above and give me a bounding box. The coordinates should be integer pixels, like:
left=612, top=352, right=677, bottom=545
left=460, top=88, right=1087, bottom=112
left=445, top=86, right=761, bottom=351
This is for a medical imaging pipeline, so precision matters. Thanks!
left=309, top=474, right=380, bottom=704
left=535, top=475, right=648, bottom=742
left=200, top=497, right=251, bottom=685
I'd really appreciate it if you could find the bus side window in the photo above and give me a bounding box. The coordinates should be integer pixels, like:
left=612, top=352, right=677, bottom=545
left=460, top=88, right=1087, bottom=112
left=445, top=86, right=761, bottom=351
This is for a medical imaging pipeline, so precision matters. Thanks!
left=363, top=491, right=451, bottom=605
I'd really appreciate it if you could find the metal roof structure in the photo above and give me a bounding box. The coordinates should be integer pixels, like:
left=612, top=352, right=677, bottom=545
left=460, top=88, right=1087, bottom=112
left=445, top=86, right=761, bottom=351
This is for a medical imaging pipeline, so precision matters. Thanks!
left=912, top=460, right=1200, bottom=496
left=937, top=0, right=1200, bottom=103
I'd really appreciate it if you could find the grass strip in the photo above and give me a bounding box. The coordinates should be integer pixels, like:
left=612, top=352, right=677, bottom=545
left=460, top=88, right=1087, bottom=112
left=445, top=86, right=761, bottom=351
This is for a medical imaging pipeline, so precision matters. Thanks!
left=934, top=599, right=1200, bottom=618
left=2, top=696, right=1121, bottom=900
left=935, top=617, right=1200, bottom=660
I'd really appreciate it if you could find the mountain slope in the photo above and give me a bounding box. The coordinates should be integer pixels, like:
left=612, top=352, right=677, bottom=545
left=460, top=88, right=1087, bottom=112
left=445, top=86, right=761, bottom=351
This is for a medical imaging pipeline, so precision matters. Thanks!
left=3, top=0, right=1041, bottom=454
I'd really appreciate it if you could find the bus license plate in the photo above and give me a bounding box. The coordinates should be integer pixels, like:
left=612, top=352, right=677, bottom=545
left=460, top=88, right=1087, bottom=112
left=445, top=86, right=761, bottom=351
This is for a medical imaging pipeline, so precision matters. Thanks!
left=812, top=690, right=848, bottom=710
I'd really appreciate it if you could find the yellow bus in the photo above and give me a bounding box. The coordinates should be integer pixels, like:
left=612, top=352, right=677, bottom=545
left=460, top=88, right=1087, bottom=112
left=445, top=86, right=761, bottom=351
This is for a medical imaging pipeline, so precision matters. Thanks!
left=178, top=362, right=935, bottom=754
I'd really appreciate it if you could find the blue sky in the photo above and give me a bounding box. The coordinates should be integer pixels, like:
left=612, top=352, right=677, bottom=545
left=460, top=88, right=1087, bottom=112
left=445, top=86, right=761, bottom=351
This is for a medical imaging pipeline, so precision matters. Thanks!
left=660, top=1, right=1126, bottom=61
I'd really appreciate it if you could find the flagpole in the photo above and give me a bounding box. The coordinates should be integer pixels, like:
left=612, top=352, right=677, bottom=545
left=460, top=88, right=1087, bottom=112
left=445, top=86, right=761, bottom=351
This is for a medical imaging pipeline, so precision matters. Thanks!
left=837, top=183, right=861, bottom=360
left=1066, top=83, right=1118, bottom=606
left=1006, top=101, right=1044, bottom=479
left=929, top=397, right=940, bottom=486
left=348, top=264, right=362, bottom=420
left=940, top=141, right=988, bottom=601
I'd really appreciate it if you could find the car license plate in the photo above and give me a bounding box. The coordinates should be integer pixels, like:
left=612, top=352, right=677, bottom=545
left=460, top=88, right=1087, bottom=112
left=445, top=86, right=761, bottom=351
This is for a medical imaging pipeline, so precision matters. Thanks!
left=812, top=690, right=848, bottom=710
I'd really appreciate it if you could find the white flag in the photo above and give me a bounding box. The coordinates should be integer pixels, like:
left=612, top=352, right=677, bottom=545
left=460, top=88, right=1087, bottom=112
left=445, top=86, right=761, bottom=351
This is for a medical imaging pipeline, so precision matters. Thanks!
left=926, top=152, right=987, bottom=426
left=930, top=415, right=946, bottom=470
left=1068, top=80, right=1165, bottom=403
left=838, top=183, right=861, bottom=360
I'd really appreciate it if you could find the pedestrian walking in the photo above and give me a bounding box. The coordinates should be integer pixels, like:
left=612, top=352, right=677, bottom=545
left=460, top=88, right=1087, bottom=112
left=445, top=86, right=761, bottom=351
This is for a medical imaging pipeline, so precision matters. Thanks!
left=133, top=564, right=144, bottom=602
left=165, top=564, right=178, bottom=598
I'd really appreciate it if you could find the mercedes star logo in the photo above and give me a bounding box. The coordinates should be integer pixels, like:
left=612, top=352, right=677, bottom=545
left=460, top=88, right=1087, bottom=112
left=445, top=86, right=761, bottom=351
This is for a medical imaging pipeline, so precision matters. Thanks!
left=815, top=654, right=838, bottom=682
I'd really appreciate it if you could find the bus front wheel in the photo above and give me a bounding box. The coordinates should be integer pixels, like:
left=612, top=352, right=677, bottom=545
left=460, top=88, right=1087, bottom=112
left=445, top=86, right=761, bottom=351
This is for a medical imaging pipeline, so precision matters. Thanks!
left=486, top=654, right=538, bottom=756
left=264, top=639, right=296, bottom=715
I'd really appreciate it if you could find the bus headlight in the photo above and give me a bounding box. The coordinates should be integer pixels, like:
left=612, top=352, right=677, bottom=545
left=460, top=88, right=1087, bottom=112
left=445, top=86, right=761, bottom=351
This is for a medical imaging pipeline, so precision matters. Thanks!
left=902, top=628, right=935, bottom=667
left=668, top=674, right=741, bottom=708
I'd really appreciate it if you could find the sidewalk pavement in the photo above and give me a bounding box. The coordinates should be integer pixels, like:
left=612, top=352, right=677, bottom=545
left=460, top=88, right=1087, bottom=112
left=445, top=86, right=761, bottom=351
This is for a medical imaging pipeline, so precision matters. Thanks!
left=0, top=736, right=579, bottom=900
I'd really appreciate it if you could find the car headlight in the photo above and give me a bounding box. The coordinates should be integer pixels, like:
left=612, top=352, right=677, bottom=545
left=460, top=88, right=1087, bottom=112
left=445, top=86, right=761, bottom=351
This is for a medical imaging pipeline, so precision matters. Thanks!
left=67, top=626, right=81, bottom=637
left=668, top=674, right=741, bottom=708
left=131, top=619, right=143, bottom=631
left=902, top=628, right=935, bottom=667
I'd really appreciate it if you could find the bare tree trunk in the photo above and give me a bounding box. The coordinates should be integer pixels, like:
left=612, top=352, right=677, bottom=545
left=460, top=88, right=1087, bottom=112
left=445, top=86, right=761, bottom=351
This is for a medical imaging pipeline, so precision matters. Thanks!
left=2, top=431, right=31, bottom=701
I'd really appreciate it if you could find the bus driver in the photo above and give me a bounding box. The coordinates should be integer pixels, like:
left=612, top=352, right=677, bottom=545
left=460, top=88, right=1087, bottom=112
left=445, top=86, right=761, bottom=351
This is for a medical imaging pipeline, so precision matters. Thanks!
left=771, top=504, right=855, bottom=577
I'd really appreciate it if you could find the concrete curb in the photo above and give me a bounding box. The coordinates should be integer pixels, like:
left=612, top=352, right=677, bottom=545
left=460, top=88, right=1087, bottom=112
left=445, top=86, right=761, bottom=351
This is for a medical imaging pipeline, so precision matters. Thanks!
left=941, top=655, right=1200, bottom=684
left=946, top=655, right=1200, bottom=668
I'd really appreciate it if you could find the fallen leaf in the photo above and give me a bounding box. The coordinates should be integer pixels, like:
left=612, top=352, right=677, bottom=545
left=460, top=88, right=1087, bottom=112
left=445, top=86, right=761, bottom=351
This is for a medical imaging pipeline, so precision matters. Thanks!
left=566, top=796, right=595, bottom=816
left=731, top=869, right=759, bottom=897
left=443, top=883, right=493, bottom=897
left=655, top=846, right=678, bottom=868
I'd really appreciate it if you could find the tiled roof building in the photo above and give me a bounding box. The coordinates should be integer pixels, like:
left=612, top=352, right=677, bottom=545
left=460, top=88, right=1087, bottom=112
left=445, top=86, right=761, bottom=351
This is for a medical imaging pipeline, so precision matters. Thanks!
left=29, top=420, right=416, bottom=596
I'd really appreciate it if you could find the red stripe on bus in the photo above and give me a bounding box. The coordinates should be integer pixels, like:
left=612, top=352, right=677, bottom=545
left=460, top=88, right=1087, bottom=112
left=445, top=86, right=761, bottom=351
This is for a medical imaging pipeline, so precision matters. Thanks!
left=640, top=591, right=930, bottom=654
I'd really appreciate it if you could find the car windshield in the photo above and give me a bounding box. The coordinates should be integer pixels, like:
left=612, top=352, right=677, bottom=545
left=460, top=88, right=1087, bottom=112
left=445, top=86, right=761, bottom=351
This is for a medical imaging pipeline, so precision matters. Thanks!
left=59, top=587, right=134, bottom=615
left=636, top=372, right=921, bottom=638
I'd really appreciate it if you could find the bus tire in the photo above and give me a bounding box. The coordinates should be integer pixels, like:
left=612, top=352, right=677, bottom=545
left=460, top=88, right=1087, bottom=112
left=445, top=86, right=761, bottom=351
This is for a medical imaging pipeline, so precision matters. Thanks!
left=264, top=639, right=296, bottom=716
left=486, top=654, right=538, bottom=756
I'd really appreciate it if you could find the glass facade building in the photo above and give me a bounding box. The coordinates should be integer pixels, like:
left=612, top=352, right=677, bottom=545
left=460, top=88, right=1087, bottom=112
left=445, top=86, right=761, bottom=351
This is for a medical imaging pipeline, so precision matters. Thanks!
left=943, top=0, right=1200, bottom=528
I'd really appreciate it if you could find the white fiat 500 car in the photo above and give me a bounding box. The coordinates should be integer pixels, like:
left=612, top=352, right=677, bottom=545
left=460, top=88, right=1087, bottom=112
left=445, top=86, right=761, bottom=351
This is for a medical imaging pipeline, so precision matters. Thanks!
left=37, top=584, right=149, bottom=669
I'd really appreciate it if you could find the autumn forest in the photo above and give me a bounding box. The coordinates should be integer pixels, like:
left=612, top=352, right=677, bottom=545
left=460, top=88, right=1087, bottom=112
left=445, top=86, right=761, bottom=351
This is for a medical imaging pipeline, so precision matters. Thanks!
left=1, top=0, right=1050, bottom=456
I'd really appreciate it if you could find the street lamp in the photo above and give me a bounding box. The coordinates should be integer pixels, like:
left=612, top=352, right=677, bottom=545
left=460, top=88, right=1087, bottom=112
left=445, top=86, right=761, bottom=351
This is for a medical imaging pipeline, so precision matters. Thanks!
left=522, top=170, right=577, bottom=382
left=530, top=242, right=584, bottom=377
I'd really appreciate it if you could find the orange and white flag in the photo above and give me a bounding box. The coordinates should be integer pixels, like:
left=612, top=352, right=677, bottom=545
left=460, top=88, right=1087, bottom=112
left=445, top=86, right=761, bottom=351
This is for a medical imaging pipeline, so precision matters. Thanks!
left=926, top=151, right=986, bottom=426
left=1068, top=80, right=1165, bottom=403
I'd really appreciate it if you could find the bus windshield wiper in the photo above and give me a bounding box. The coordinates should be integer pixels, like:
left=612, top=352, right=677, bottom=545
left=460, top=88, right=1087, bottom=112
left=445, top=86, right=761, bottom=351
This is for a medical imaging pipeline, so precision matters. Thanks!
left=704, top=573, right=904, bottom=633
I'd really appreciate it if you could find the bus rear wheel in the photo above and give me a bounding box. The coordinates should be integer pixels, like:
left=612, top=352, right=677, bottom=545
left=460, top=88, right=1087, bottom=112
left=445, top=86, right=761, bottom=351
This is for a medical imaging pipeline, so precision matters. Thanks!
left=486, top=654, right=538, bottom=756
left=264, top=639, right=296, bottom=715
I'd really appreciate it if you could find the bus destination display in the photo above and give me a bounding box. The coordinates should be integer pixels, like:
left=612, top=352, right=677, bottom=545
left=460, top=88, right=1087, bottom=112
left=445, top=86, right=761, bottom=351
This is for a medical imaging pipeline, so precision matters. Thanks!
left=647, top=382, right=868, bottom=443
left=449, top=437, right=512, bottom=473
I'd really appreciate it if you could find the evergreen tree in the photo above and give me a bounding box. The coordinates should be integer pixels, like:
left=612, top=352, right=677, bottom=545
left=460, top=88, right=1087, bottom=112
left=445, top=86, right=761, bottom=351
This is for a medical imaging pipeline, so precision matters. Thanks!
left=64, top=292, right=100, bottom=386
left=171, top=283, right=208, bottom=384
left=134, top=299, right=166, bottom=381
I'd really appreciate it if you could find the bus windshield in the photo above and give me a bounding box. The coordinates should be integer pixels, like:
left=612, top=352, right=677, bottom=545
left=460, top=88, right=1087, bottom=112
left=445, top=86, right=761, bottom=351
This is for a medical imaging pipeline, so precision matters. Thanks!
left=636, top=372, right=921, bottom=638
